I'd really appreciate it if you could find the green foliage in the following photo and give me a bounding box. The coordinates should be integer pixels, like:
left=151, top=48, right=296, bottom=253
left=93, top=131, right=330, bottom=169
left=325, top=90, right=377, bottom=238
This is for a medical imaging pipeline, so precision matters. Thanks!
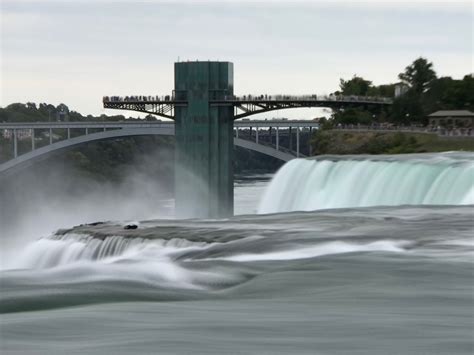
left=318, top=117, right=334, bottom=130
left=339, top=76, right=372, bottom=96
left=367, top=84, right=396, bottom=97
left=311, top=130, right=473, bottom=155
left=390, top=90, right=425, bottom=124
left=390, top=73, right=474, bottom=125
left=332, top=108, right=374, bottom=125
left=0, top=103, right=160, bottom=123
left=398, top=57, right=437, bottom=94
left=336, top=58, right=471, bottom=126
left=338, top=76, right=395, bottom=98
left=439, top=74, right=474, bottom=111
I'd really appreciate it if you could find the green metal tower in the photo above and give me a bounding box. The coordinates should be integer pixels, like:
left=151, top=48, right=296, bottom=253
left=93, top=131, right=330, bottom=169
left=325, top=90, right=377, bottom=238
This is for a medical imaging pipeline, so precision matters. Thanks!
left=174, top=61, right=234, bottom=218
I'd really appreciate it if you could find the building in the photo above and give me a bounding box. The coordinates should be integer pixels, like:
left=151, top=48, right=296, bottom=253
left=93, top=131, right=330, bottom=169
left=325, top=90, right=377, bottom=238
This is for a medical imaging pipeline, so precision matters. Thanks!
left=394, top=83, right=409, bottom=97
left=56, top=104, right=70, bottom=122
left=428, top=110, right=474, bottom=128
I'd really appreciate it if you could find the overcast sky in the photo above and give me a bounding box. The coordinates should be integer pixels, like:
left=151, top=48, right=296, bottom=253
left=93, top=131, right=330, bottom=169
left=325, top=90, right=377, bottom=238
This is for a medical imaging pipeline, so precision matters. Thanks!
left=1, top=0, right=472, bottom=119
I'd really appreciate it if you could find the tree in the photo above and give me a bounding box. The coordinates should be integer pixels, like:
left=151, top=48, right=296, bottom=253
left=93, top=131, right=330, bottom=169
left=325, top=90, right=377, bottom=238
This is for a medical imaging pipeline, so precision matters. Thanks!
left=390, top=90, right=425, bottom=124
left=332, top=108, right=374, bottom=125
left=440, top=74, right=474, bottom=111
left=339, top=76, right=372, bottom=96
left=398, top=57, right=437, bottom=94
left=367, top=84, right=396, bottom=97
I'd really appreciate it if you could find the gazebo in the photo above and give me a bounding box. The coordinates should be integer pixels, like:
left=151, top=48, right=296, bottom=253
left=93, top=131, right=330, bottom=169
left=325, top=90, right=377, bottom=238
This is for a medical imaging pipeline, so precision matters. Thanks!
left=428, top=110, right=474, bottom=128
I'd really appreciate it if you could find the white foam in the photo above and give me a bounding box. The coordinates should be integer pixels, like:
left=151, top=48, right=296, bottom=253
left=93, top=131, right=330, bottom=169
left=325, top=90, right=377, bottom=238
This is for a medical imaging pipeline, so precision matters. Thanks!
left=258, top=154, right=474, bottom=214
left=201, top=240, right=408, bottom=262
left=10, top=234, right=239, bottom=290
left=12, top=234, right=212, bottom=269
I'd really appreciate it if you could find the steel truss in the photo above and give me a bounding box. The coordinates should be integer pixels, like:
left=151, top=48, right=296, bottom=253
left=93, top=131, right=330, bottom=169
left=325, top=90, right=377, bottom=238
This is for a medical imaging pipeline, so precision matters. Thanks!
left=104, top=99, right=391, bottom=120
left=103, top=101, right=185, bottom=119
left=210, top=100, right=391, bottom=119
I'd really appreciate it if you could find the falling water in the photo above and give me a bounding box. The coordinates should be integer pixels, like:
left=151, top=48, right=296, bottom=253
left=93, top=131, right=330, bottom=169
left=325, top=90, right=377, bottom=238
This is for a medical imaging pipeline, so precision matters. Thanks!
left=258, top=152, right=474, bottom=214
left=2, top=153, right=474, bottom=354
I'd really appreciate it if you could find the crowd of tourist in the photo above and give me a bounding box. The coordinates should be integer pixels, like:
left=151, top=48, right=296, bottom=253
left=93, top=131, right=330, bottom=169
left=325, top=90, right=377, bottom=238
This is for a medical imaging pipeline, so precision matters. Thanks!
left=103, top=94, right=392, bottom=103
left=334, top=123, right=473, bottom=137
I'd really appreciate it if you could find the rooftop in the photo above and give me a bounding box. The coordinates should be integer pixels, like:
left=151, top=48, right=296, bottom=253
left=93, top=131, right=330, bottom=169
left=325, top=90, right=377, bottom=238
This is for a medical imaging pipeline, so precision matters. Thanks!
left=428, top=110, right=474, bottom=117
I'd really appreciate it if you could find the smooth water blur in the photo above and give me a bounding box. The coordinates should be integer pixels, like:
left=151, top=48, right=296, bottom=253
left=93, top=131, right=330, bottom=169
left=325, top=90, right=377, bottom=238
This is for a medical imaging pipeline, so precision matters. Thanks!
left=1, top=153, right=473, bottom=355
left=259, top=152, right=474, bottom=213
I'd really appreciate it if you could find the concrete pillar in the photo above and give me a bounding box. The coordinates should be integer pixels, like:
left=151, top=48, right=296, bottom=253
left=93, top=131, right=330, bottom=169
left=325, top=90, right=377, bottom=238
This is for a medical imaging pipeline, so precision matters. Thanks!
left=276, top=126, right=279, bottom=150
left=235, top=127, right=239, bottom=138
left=174, top=61, right=234, bottom=218
left=85, top=127, right=89, bottom=135
left=31, top=129, right=35, bottom=150
left=296, top=127, right=300, bottom=157
left=289, top=126, right=293, bottom=151
left=49, top=128, right=53, bottom=145
left=13, top=129, right=18, bottom=158
left=256, top=126, right=259, bottom=144
left=309, top=127, right=313, bottom=156
left=67, top=128, right=71, bottom=139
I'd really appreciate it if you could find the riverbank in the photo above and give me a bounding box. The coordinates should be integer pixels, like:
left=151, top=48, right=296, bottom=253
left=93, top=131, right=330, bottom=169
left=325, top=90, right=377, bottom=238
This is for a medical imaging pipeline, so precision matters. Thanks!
left=311, top=130, right=474, bottom=155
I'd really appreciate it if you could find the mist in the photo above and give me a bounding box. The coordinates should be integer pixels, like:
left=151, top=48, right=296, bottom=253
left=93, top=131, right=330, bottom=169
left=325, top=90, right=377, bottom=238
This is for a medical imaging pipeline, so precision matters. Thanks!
left=0, top=144, right=175, bottom=268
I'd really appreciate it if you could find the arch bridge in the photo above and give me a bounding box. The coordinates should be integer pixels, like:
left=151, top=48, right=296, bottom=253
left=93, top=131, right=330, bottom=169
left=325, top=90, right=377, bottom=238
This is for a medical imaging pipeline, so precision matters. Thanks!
left=0, top=120, right=318, bottom=177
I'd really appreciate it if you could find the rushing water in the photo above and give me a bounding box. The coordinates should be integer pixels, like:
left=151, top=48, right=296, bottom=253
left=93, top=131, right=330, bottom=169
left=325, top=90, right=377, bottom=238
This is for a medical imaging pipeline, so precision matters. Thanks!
left=259, top=152, right=474, bottom=213
left=1, top=153, right=473, bottom=354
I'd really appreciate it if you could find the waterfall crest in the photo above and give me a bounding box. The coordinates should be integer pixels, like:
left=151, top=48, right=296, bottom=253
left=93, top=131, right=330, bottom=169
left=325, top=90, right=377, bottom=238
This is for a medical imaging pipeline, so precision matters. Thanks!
left=258, top=153, right=474, bottom=214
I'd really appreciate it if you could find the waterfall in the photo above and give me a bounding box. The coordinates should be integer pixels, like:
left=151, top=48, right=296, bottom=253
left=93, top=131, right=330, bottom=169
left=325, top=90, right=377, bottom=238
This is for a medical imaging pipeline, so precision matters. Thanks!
left=258, top=153, right=474, bottom=214
left=15, top=234, right=210, bottom=269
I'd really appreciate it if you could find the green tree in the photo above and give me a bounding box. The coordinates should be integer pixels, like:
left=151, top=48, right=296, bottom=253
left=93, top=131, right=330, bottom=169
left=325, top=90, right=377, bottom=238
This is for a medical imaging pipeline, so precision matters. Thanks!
left=367, top=84, right=396, bottom=97
left=440, top=74, right=474, bottom=111
left=390, top=90, right=425, bottom=124
left=333, top=108, right=374, bottom=125
left=399, top=57, right=437, bottom=94
left=339, top=76, right=372, bottom=96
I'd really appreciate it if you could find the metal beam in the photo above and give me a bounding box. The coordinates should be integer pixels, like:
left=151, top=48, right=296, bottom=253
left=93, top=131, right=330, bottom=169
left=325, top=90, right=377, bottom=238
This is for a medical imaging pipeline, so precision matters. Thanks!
left=276, top=126, right=279, bottom=151
left=13, top=129, right=17, bottom=158
left=296, top=127, right=300, bottom=157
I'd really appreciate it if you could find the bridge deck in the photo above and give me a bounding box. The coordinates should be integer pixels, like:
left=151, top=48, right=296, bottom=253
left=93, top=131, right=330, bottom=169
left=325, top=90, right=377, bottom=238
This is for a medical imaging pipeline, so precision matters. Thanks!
left=0, top=120, right=320, bottom=129
left=102, top=95, right=393, bottom=105
left=0, top=125, right=303, bottom=176
left=102, top=95, right=392, bottom=120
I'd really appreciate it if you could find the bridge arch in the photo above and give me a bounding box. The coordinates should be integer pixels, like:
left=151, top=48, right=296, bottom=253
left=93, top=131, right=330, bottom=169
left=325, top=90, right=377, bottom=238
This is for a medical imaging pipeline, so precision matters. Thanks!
left=0, top=127, right=295, bottom=177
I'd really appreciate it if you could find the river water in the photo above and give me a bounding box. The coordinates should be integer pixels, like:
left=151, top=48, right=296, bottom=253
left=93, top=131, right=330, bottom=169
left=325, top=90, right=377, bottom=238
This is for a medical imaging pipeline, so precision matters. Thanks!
left=1, top=153, right=473, bottom=354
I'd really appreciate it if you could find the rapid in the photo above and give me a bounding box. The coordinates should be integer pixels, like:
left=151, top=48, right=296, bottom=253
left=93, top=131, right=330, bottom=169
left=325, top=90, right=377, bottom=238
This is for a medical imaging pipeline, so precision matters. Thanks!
left=1, top=152, right=473, bottom=354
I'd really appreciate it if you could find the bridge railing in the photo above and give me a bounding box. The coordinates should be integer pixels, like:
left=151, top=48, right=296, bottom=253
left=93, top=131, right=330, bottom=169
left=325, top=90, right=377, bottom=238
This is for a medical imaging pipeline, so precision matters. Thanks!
left=103, top=95, right=175, bottom=103
left=220, top=94, right=392, bottom=103
left=103, top=94, right=393, bottom=104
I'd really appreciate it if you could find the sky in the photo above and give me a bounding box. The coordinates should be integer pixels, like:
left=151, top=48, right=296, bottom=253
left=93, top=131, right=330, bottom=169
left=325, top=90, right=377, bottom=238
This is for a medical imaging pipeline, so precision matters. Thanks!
left=1, top=0, right=473, bottom=119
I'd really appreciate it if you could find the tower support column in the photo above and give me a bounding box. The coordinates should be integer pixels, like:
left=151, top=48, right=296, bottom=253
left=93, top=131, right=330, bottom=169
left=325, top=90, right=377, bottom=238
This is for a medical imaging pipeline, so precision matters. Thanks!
left=276, top=127, right=279, bottom=150
left=174, top=61, right=234, bottom=218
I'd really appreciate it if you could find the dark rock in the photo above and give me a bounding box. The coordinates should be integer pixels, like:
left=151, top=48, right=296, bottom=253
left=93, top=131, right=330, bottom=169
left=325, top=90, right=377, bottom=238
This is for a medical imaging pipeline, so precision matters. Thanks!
left=124, top=224, right=138, bottom=230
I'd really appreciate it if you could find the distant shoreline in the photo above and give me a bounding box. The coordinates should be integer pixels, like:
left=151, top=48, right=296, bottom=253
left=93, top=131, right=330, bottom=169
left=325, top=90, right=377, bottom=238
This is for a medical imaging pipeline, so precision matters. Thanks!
left=311, top=130, right=474, bottom=155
